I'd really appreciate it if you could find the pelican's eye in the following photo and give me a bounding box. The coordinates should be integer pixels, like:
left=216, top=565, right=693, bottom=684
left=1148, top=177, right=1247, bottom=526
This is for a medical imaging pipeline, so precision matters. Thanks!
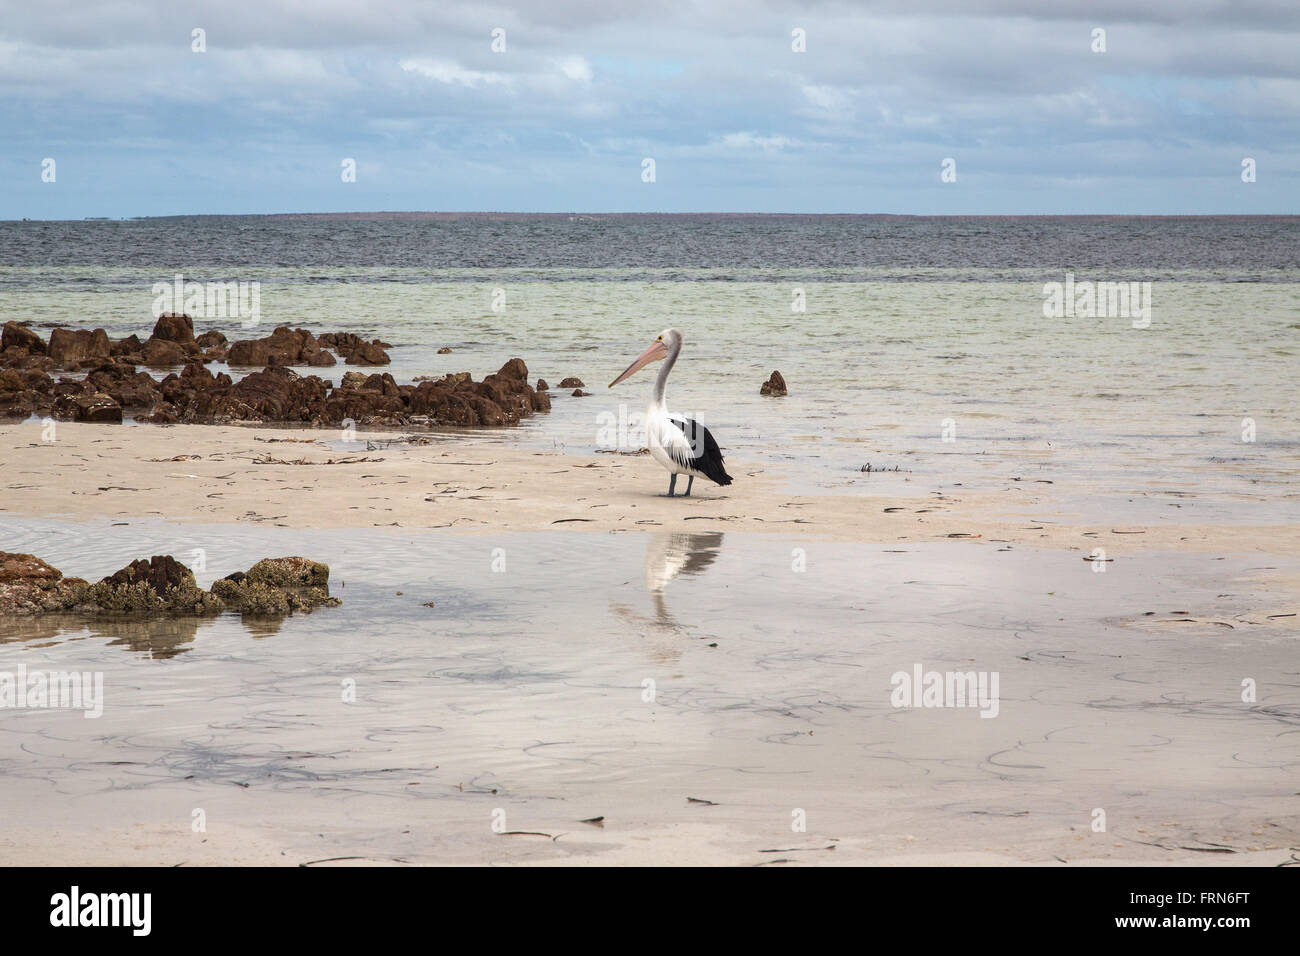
left=657, top=336, right=662, bottom=341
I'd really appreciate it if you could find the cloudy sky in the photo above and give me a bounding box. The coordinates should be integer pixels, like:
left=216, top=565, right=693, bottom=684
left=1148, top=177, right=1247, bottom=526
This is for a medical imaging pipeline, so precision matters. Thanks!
left=1, top=0, right=1296, bottom=217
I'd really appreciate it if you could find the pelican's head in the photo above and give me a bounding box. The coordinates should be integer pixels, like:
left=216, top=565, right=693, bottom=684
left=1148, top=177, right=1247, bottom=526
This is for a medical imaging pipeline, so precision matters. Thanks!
left=609, top=328, right=681, bottom=388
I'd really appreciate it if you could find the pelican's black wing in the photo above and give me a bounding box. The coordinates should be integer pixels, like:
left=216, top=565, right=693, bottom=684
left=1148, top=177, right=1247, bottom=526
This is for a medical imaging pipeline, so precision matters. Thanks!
left=668, top=416, right=733, bottom=486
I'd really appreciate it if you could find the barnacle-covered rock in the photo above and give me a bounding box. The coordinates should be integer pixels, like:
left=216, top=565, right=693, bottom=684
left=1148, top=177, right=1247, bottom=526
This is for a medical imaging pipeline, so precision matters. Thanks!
left=212, top=557, right=340, bottom=614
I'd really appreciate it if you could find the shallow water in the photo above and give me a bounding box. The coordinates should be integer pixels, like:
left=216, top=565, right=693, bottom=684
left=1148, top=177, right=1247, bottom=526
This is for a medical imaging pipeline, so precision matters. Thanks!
left=1, top=518, right=1296, bottom=863
left=4, top=275, right=1298, bottom=517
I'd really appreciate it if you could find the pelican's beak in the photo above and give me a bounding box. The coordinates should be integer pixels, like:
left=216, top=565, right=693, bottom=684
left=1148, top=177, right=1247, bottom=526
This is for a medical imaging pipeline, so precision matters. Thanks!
left=609, top=339, right=669, bottom=388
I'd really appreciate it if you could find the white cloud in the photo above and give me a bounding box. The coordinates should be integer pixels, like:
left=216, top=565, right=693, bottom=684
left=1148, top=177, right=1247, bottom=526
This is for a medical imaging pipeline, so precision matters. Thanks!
left=399, top=58, right=512, bottom=88
left=801, top=84, right=853, bottom=117
left=554, top=56, right=593, bottom=83
left=718, top=132, right=793, bottom=151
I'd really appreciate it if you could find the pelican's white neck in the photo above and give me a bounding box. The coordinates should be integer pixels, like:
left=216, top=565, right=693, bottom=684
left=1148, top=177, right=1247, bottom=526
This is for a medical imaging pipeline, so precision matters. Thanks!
left=652, top=335, right=681, bottom=409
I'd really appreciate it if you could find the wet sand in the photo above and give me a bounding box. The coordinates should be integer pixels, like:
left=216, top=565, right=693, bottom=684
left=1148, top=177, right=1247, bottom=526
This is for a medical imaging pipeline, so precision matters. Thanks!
left=5, top=422, right=1299, bottom=556
left=1, top=422, right=1297, bottom=866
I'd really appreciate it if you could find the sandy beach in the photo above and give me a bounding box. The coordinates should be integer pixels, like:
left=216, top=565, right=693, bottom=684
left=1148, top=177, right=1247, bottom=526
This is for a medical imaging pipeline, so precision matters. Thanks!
left=7, top=422, right=1300, bottom=556
left=2, top=421, right=1296, bottom=866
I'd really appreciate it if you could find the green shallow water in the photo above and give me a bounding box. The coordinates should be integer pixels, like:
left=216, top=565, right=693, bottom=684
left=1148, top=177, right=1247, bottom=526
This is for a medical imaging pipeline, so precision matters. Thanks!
left=3, top=275, right=1298, bottom=517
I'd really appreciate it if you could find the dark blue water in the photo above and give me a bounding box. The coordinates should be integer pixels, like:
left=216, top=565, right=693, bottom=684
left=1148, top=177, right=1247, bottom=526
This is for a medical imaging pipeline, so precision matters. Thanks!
left=2, top=214, right=1297, bottom=281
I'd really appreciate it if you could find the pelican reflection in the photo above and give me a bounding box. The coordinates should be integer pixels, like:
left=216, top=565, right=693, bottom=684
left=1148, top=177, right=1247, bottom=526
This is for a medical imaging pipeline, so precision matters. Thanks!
left=645, top=532, right=724, bottom=627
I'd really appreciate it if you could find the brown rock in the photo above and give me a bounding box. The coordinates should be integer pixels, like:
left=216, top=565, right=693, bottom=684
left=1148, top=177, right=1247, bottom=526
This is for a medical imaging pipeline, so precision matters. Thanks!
left=153, top=362, right=227, bottom=422
left=344, top=340, right=391, bottom=365
left=307, top=349, right=336, bottom=367
left=196, top=331, right=228, bottom=362
left=405, top=379, right=507, bottom=426
left=559, top=376, right=584, bottom=388
left=211, top=557, right=340, bottom=614
left=151, top=313, right=196, bottom=347
left=362, top=372, right=401, bottom=398
left=474, top=379, right=507, bottom=406
left=536, top=379, right=548, bottom=391
left=87, top=365, right=159, bottom=408
left=437, top=347, right=452, bottom=354
left=324, top=376, right=407, bottom=424
left=470, top=396, right=508, bottom=425
left=73, top=392, right=123, bottom=423
left=228, top=327, right=322, bottom=366
left=760, top=370, right=788, bottom=396
left=317, top=332, right=362, bottom=355
left=90, top=554, right=221, bottom=614
left=48, top=328, right=112, bottom=367
left=158, top=361, right=226, bottom=413
left=0, top=551, right=90, bottom=615
left=225, top=366, right=329, bottom=422
left=111, top=334, right=144, bottom=358
left=572, top=389, right=590, bottom=397
left=142, top=338, right=191, bottom=367
left=407, top=381, right=449, bottom=415
left=0, top=552, right=62, bottom=585
left=143, top=402, right=179, bottom=424
left=0, top=367, right=54, bottom=418
left=0, top=368, right=51, bottom=393
left=102, top=554, right=191, bottom=593
left=2, top=322, right=45, bottom=354
left=497, top=358, right=528, bottom=381
left=0, top=348, right=55, bottom=372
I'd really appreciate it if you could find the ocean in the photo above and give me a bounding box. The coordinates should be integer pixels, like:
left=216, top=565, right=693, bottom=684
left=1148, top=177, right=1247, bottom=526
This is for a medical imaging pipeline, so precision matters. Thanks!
left=1, top=214, right=1297, bottom=518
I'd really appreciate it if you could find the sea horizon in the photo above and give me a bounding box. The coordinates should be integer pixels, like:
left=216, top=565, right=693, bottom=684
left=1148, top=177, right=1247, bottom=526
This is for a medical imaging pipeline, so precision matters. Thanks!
left=11, top=210, right=1300, bottom=223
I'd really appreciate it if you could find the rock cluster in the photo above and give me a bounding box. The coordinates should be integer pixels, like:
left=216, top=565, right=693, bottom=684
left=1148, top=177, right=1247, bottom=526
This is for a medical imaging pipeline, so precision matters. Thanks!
left=228, top=327, right=337, bottom=367
left=0, top=318, right=549, bottom=427
left=0, top=551, right=341, bottom=617
left=317, top=332, right=392, bottom=365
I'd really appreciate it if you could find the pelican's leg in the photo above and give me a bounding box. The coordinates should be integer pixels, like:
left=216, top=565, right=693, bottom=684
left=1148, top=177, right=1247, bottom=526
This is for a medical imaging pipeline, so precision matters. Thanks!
left=667, top=474, right=677, bottom=497
left=685, top=475, right=694, bottom=496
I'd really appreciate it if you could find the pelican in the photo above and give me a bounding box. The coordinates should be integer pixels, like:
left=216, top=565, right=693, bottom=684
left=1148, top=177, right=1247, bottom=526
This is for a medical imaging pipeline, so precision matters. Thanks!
left=608, top=328, right=733, bottom=496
